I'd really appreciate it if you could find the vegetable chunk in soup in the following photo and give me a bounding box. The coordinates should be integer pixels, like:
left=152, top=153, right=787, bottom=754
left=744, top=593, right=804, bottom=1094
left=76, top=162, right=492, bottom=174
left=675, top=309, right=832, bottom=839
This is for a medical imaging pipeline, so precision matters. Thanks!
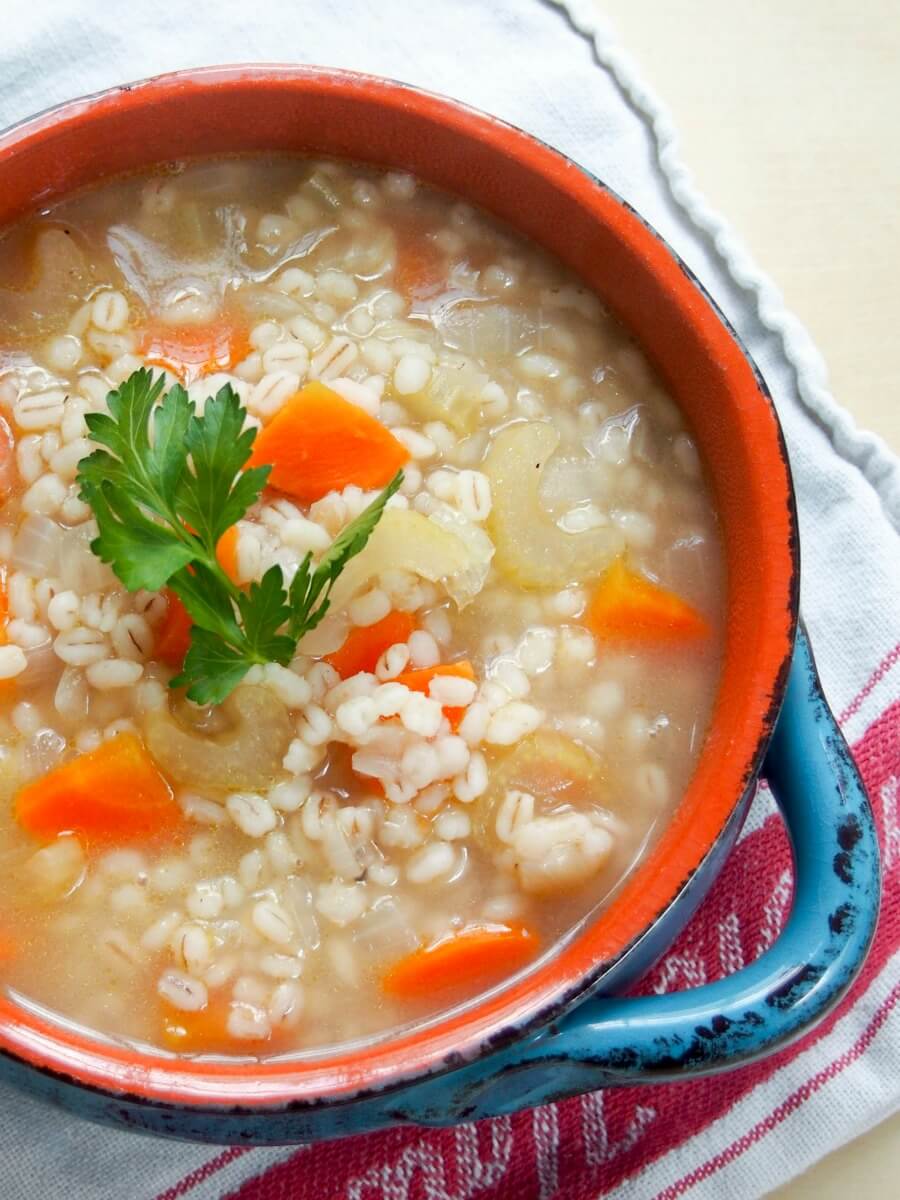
left=0, top=158, right=723, bottom=1056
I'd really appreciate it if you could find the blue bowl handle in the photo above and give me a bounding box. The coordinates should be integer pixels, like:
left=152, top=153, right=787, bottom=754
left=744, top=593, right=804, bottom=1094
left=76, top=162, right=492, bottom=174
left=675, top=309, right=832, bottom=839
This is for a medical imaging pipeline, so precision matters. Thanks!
left=395, top=625, right=881, bottom=1122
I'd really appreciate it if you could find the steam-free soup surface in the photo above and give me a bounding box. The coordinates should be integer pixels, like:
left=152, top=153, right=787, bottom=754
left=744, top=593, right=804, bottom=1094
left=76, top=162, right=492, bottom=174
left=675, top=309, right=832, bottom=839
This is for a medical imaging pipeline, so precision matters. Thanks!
left=0, top=158, right=722, bottom=1056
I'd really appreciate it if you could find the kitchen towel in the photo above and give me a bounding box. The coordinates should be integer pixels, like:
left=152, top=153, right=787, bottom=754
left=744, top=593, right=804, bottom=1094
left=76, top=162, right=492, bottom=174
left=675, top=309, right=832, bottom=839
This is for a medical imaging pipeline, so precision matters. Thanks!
left=0, top=1, right=898, bottom=1197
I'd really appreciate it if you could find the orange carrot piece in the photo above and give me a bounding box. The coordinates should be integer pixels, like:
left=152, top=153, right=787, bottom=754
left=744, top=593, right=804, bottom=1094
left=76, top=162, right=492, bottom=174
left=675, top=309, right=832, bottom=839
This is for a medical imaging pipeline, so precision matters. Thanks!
left=160, top=998, right=234, bottom=1054
left=394, top=660, right=476, bottom=730
left=155, top=589, right=193, bottom=668
left=216, top=524, right=241, bottom=584
left=247, top=381, right=410, bottom=503
left=383, top=923, right=539, bottom=998
left=586, top=559, right=710, bottom=643
left=394, top=229, right=447, bottom=300
left=325, top=611, right=416, bottom=679
left=160, top=996, right=292, bottom=1054
left=14, top=733, right=179, bottom=844
left=140, top=318, right=251, bottom=384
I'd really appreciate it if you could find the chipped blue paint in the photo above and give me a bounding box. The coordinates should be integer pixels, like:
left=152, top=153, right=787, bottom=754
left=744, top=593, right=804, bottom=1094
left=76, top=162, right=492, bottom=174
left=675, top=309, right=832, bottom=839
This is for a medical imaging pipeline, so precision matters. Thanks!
left=0, top=626, right=879, bottom=1143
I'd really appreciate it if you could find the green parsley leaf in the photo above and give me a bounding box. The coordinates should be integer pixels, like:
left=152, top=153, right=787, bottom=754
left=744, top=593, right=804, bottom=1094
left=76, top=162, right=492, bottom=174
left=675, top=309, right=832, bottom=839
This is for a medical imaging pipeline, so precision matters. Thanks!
left=169, top=628, right=256, bottom=706
left=168, top=562, right=244, bottom=647
left=177, top=384, right=270, bottom=546
left=82, top=370, right=184, bottom=528
left=77, top=368, right=401, bottom=704
left=237, top=567, right=296, bottom=665
left=78, top=477, right=196, bottom=592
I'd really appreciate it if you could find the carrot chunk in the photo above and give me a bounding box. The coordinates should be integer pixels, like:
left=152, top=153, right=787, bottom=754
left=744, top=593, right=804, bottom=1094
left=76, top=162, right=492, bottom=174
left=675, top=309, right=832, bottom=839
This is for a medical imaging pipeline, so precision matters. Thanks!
left=394, top=660, right=476, bottom=730
left=160, top=996, right=293, bottom=1053
left=14, top=733, right=179, bottom=844
left=394, top=229, right=447, bottom=300
left=140, top=318, right=251, bottom=383
left=586, top=559, right=710, bottom=643
left=215, top=524, right=241, bottom=584
left=382, top=923, right=539, bottom=998
left=325, top=611, right=415, bottom=679
left=155, top=589, right=193, bottom=668
left=247, top=381, right=410, bottom=503
left=160, top=998, right=235, bottom=1054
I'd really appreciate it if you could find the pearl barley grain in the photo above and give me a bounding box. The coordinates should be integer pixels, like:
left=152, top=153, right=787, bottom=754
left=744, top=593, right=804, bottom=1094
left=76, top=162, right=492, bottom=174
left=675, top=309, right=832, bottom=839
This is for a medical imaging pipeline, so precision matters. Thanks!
left=407, top=630, right=440, bottom=669
left=406, top=841, right=455, bottom=884
left=248, top=372, right=301, bottom=420
left=485, top=702, right=543, bottom=746
left=45, top=334, right=82, bottom=372
left=393, top=354, right=431, bottom=396
left=428, top=674, right=477, bottom=707
left=228, top=1003, right=271, bottom=1041
left=435, top=808, right=472, bottom=841
left=262, top=341, right=309, bottom=377
left=375, top=642, right=410, bottom=681
left=0, top=645, right=27, bottom=680
left=268, top=779, right=310, bottom=813
left=317, top=269, right=358, bottom=308
left=316, top=881, right=367, bottom=926
left=227, top=793, right=277, bottom=838
left=12, top=702, right=43, bottom=735
left=14, top=390, right=65, bottom=431
left=86, top=659, right=143, bottom=689
left=186, top=882, right=224, bottom=920
left=22, top=473, right=67, bottom=516
left=91, top=290, right=129, bottom=332
left=422, top=607, right=452, bottom=646
left=157, top=970, right=207, bottom=1013
left=327, top=376, right=380, bottom=415
left=348, top=588, right=391, bottom=628
left=453, top=751, right=488, bottom=803
left=252, top=898, right=294, bottom=945
left=269, top=980, right=304, bottom=1028
left=260, top=953, right=303, bottom=980
left=400, top=692, right=442, bottom=737
left=54, top=628, right=108, bottom=668
left=589, top=680, right=625, bottom=719
left=455, top=471, right=492, bottom=521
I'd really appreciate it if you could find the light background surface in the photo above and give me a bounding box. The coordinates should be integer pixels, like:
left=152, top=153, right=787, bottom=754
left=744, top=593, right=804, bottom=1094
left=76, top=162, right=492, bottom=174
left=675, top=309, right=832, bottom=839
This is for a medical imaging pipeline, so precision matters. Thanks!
left=0, top=1, right=894, bottom=1192
left=592, top=0, right=900, bottom=1193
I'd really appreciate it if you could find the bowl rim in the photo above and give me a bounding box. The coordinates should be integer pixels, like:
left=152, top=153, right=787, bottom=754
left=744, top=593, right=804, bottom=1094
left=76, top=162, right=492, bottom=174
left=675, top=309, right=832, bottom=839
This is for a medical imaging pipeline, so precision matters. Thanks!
left=0, top=63, right=798, bottom=1110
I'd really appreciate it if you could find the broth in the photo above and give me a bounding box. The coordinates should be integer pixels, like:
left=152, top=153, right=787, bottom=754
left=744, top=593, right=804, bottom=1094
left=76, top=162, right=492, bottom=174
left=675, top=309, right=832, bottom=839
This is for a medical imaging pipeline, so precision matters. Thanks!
left=0, top=157, right=723, bottom=1055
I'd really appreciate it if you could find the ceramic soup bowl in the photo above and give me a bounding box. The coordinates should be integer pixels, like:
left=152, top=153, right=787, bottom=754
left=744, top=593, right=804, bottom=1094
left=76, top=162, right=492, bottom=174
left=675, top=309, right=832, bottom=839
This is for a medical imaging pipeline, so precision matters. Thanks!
left=0, top=66, right=879, bottom=1144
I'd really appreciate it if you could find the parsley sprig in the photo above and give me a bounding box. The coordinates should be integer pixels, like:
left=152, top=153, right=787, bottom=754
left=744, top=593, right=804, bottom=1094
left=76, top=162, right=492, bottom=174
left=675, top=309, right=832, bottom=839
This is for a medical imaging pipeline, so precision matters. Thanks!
left=77, top=369, right=401, bottom=705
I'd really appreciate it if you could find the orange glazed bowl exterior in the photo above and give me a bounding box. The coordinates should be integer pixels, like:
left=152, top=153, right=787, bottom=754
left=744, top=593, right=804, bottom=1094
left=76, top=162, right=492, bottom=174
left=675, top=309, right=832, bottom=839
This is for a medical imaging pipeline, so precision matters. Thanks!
left=0, top=67, right=797, bottom=1133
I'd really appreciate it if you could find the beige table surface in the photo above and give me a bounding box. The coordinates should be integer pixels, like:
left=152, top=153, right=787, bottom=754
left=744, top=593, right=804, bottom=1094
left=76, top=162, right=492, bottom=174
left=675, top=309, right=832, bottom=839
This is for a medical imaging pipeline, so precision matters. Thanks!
left=591, top=0, right=900, bottom=1196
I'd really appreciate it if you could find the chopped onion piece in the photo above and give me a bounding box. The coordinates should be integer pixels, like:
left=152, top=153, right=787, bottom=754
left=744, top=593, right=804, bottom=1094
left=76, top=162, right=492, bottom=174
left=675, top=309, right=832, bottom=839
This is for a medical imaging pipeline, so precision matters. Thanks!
left=12, top=515, right=64, bottom=577
left=144, top=686, right=292, bottom=792
left=433, top=301, right=537, bottom=360
left=329, top=508, right=485, bottom=610
left=485, top=422, right=624, bottom=589
left=58, top=525, right=117, bottom=594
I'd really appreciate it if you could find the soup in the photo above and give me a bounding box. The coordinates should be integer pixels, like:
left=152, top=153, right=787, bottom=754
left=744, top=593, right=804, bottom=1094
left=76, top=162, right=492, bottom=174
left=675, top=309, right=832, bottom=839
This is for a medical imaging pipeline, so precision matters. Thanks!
left=0, top=158, right=723, bottom=1056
